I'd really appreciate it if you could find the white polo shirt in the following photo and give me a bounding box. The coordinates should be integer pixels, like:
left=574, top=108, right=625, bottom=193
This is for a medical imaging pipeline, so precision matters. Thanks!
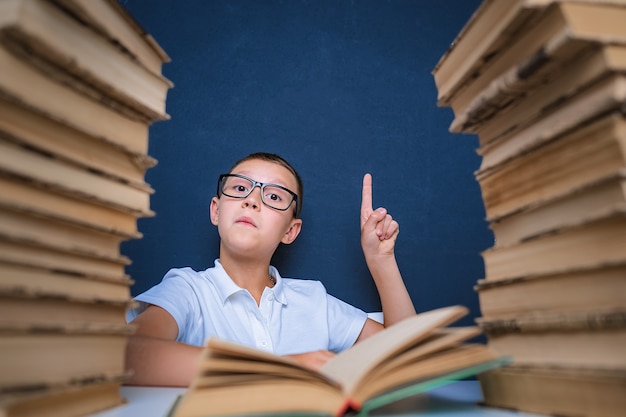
left=126, top=259, right=368, bottom=355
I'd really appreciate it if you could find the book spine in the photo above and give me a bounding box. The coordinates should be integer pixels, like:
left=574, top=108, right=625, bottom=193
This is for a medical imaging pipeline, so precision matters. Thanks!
left=478, top=309, right=626, bottom=335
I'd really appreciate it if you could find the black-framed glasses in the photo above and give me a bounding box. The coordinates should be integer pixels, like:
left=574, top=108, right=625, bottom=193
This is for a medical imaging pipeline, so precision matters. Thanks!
left=217, top=174, right=299, bottom=215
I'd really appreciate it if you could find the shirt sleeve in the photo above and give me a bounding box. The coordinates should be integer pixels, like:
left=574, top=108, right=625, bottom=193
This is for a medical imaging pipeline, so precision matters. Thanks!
left=125, top=268, right=198, bottom=342
left=325, top=292, right=368, bottom=352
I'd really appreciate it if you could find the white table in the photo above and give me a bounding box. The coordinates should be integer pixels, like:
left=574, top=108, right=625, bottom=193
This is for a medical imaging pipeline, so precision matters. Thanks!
left=90, top=386, right=184, bottom=417
left=89, top=381, right=545, bottom=416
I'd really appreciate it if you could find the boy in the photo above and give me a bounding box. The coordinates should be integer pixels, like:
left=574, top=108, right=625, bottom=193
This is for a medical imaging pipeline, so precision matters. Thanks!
left=125, top=152, right=416, bottom=386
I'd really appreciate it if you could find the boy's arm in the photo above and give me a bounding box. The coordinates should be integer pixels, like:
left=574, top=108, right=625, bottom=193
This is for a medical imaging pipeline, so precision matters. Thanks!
left=125, top=305, right=202, bottom=386
left=126, top=305, right=336, bottom=386
left=357, top=174, right=416, bottom=340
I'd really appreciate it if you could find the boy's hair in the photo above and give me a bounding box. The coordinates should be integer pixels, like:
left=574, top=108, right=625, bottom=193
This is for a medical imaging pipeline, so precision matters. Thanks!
left=225, top=152, right=303, bottom=218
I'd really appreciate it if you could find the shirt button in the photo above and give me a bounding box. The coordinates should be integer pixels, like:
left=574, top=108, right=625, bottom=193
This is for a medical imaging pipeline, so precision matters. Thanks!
left=267, top=294, right=275, bottom=301
left=260, top=340, right=268, bottom=347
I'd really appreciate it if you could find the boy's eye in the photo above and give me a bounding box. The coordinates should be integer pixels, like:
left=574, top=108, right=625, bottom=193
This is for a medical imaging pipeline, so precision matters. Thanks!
left=223, top=180, right=250, bottom=196
left=264, top=185, right=291, bottom=203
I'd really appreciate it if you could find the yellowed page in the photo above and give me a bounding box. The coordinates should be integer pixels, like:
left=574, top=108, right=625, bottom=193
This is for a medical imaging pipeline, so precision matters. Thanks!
left=320, top=305, right=468, bottom=393
left=353, top=344, right=497, bottom=403
left=191, top=338, right=337, bottom=390
left=351, top=326, right=482, bottom=394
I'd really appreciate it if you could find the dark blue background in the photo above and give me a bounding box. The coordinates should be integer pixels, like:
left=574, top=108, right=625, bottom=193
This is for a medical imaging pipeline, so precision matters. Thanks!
left=119, top=0, right=489, bottom=326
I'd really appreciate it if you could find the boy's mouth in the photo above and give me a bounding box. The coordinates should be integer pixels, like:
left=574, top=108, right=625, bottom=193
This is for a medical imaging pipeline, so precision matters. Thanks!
left=235, top=216, right=256, bottom=227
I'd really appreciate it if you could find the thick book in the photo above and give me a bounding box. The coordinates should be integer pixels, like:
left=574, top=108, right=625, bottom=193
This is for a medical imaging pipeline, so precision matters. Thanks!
left=476, top=263, right=626, bottom=319
left=478, top=309, right=626, bottom=368
left=487, top=171, right=626, bottom=247
left=0, top=175, right=144, bottom=238
left=0, top=324, right=131, bottom=390
left=476, top=73, right=626, bottom=172
left=50, top=0, right=170, bottom=77
left=479, top=365, right=626, bottom=417
left=0, top=138, right=154, bottom=217
left=0, top=238, right=129, bottom=281
left=0, top=260, right=132, bottom=306
left=446, top=0, right=626, bottom=119
left=481, top=208, right=626, bottom=281
left=168, top=306, right=508, bottom=417
left=432, top=0, right=554, bottom=109
left=0, top=376, right=127, bottom=417
left=476, top=112, right=626, bottom=221
left=0, top=289, right=131, bottom=330
left=0, top=44, right=149, bottom=155
left=0, top=0, right=173, bottom=122
left=0, top=98, right=157, bottom=191
left=0, top=204, right=128, bottom=260
left=451, top=41, right=626, bottom=141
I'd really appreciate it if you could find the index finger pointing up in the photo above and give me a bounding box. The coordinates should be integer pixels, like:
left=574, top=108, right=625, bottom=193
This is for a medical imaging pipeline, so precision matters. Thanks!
left=361, top=173, right=373, bottom=223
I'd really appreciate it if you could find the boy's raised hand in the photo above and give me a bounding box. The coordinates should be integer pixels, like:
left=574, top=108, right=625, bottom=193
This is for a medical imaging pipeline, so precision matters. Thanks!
left=360, top=173, right=399, bottom=258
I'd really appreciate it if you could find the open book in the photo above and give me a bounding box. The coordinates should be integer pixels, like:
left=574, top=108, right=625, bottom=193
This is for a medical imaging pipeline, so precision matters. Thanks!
left=168, top=306, right=508, bottom=417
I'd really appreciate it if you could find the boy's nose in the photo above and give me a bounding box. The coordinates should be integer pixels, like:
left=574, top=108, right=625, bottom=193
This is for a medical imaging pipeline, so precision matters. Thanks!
left=242, top=186, right=262, bottom=210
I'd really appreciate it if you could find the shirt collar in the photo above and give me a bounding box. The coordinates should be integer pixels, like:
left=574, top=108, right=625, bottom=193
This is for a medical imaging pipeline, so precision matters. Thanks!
left=269, top=265, right=287, bottom=306
left=209, top=259, right=287, bottom=306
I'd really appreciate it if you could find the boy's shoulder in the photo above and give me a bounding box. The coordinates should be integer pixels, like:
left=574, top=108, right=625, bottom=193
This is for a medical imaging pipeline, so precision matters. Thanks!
left=163, top=266, right=205, bottom=281
left=160, top=266, right=221, bottom=290
left=279, top=276, right=326, bottom=294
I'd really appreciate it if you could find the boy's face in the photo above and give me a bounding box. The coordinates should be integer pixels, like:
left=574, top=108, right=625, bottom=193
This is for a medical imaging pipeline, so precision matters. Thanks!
left=210, top=159, right=302, bottom=259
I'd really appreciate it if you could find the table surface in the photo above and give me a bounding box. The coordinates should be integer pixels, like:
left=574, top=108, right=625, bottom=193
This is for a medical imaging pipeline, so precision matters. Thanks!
left=89, top=381, right=545, bottom=417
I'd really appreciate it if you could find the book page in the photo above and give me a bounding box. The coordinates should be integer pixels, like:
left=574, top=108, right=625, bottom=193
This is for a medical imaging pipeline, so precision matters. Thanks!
left=353, top=344, right=497, bottom=403
left=320, top=306, right=468, bottom=394
left=356, top=327, right=481, bottom=384
left=191, top=338, right=337, bottom=390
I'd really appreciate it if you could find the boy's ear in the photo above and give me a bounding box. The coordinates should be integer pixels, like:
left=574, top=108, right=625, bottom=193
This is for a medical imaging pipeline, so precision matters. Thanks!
left=281, top=218, right=302, bottom=245
left=209, top=197, right=220, bottom=226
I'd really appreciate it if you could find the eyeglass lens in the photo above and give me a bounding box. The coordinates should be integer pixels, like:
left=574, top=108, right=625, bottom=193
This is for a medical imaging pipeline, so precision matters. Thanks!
left=221, top=175, right=294, bottom=210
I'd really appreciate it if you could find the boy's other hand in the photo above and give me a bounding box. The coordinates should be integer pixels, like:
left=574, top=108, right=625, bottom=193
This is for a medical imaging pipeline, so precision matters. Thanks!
left=360, top=173, right=399, bottom=257
left=285, top=350, right=335, bottom=371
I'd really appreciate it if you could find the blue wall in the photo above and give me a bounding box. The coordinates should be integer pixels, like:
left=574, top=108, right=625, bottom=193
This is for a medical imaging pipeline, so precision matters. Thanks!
left=120, top=0, right=489, bottom=326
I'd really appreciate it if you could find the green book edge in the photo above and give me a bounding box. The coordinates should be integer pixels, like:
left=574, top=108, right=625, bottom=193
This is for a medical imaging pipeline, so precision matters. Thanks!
left=355, top=356, right=512, bottom=416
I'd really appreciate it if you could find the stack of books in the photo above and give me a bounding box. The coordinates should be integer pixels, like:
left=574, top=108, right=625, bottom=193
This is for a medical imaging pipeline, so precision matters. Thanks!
left=0, top=0, right=171, bottom=416
left=432, top=1, right=626, bottom=416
